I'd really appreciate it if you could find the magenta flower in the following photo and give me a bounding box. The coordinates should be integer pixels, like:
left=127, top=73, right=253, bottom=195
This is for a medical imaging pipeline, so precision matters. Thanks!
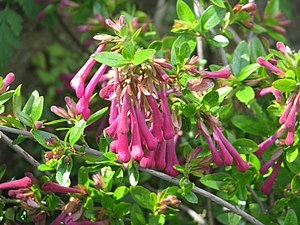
left=0, top=174, right=32, bottom=189
left=41, top=181, right=84, bottom=194
left=0, top=72, right=15, bottom=94
left=203, top=67, right=231, bottom=79
left=140, top=150, right=156, bottom=169
left=165, top=137, right=179, bottom=176
left=276, top=42, right=290, bottom=59
left=257, top=56, right=284, bottom=75
left=155, top=141, right=167, bottom=170
left=105, top=15, right=125, bottom=32
left=70, top=44, right=105, bottom=98
left=261, top=160, right=281, bottom=194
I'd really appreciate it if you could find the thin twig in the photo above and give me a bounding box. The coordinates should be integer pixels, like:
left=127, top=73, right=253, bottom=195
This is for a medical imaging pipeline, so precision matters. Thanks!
left=227, top=26, right=243, bottom=44
left=193, top=0, right=228, bottom=65
left=0, top=131, right=40, bottom=167
left=247, top=184, right=266, bottom=213
left=193, top=0, right=204, bottom=70
left=0, top=126, right=264, bottom=225
left=180, top=204, right=206, bottom=225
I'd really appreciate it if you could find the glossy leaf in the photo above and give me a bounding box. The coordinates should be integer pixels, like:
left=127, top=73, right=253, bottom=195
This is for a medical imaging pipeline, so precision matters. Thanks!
left=235, top=86, right=255, bottom=104
left=93, top=52, right=130, bottom=67
left=176, top=0, right=195, bottom=23
left=272, top=79, right=297, bottom=92
left=231, top=41, right=250, bottom=75
left=132, top=49, right=156, bottom=65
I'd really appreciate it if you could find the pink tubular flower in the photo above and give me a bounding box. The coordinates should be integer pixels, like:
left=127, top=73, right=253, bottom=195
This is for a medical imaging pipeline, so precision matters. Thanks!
left=105, top=15, right=125, bottom=32
left=67, top=222, right=104, bottom=225
left=212, top=127, right=233, bottom=166
left=140, top=150, right=156, bottom=168
left=155, top=141, right=167, bottom=169
left=160, top=85, right=175, bottom=140
left=51, top=211, right=68, bottom=225
left=276, top=42, right=290, bottom=59
left=146, top=95, right=163, bottom=142
left=255, top=134, right=278, bottom=156
left=0, top=174, right=32, bottom=189
left=165, top=137, right=179, bottom=176
left=285, top=123, right=295, bottom=146
left=70, top=44, right=105, bottom=98
left=203, top=67, right=231, bottom=79
left=261, top=160, right=281, bottom=194
left=41, top=181, right=83, bottom=194
left=256, top=56, right=285, bottom=75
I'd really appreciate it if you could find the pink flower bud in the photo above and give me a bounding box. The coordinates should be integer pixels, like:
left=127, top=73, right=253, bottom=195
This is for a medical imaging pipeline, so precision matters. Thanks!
left=276, top=42, right=290, bottom=59
left=160, top=85, right=175, bottom=140
left=34, top=121, right=43, bottom=129
left=70, top=44, right=105, bottom=98
left=65, top=97, right=77, bottom=117
left=2, top=72, right=15, bottom=87
left=41, top=181, right=83, bottom=194
left=257, top=56, right=284, bottom=75
left=284, top=94, right=300, bottom=128
left=285, top=124, right=295, bottom=145
left=165, top=138, right=179, bottom=176
left=51, top=211, right=68, bottom=225
left=140, top=150, right=156, bottom=168
left=0, top=175, right=32, bottom=189
left=212, top=127, right=233, bottom=166
left=117, top=91, right=130, bottom=134
left=116, top=133, right=130, bottom=163
left=203, top=67, right=231, bottom=79
left=279, top=101, right=293, bottom=124
left=261, top=161, right=281, bottom=194
left=105, top=115, right=119, bottom=137
left=155, top=141, right=167, bottom=170
left=37, top=11, right=46, bottom=20
left=146, top=95, right=163, bottom=142
left=51, top=106, right=70, bottom=119
left=135, top=105, right=158, bottom=151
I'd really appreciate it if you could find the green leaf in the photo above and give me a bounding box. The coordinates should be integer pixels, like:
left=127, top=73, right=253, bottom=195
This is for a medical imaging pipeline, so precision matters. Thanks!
left=231, top=41, right=250, bottom=75
left=184, top=191, right=198, bottom=204
left=231, top=115, right=270, bottom=136
left=128, top=163, right=139, bottom=186
left=208, top=35, right=229, bottom=47
left=284, top=209, right=298, bottom=225
left=176, top=0, right=195, bottom=23
left=56, top=156, right=73, bottom=187
left=237, top=63, right=260, bottom=81
left=149, top=214, right=165, bottom=225
left=22, top=90, right=44, bottom=122
left=200, top=173, right=233, bottom=190
left=130, top=186, right=156, bottom=210
left=68, top=119, right=86, bottom=147
left=250, top=37, right=266, bottom=62
left=265, top=0, right=279, bottom=16
left=131, top=204, right=146, bottom=225
left=0, top=90, right=14, bottom=105
left=211, top=0, right=225, bottom=8
left=203, top=91, right=219, bottom=108
left=235, top=86, right=255, bottom=104
left=93, top=52, right=130, bottom=67
left=113, top=202, right=131, bottom=218
left=132, top=49, right=156, bottom=65
left=5, top=207, right=15, bottom=221
left=12, top=85, right=22, bottom=116
left=32, top=130, right=60, bottom=150
left=272, top=79, right=297, bottom=92
left=233, top=138, right=258, bottom=154
left=87, top=107, right=108, bottom=126
left=182, top=103, right=197, bottom=117
left=46, top=193, right=60, bottom=211
left=7, top=9, right=22, bottom=36
left=113, top=186, right=129, bottom=201
left=171, top=35, right=196, bottom=65
left=291, top=174, right=300, bottom=193
left=286, top=147, right=298, bottom=163
left=200, top=5, right=226, bottom=30
left=148, top=41, right=162, bottom=51
left=228, top=213, right=241, bottom=225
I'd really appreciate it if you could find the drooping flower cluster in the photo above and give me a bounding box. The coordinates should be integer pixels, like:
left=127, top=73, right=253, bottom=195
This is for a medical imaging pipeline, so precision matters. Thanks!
left=233, top=2, right=257, bottom=29
left=198, top=114, right=249, bottom=172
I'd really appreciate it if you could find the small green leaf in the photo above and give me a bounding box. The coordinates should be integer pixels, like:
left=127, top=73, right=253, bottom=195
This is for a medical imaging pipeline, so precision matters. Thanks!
left=200, top=5, right=226, bottom=30
left=233, top=138, right=258, bottom=154
left=176, top=0, right=195, bottom=23
left=286, top=147, right=298, bottom=163
left=12, top=84, right=22, bottom=116
left=56, top=156, right=73, bottom=187
left=182, top=103, right=197, bottom=117
left=93, top=52, right=130, bottom=67
left=128, top=163, right=139, bottom=186
left=291, top=174, right=300, bottom=193
left=32, top=130, right=60, bottom=150
left=0, top=90, right=14, bottom=105
left=231, top=115, right=270, bottom=136
left=210, top=0, right=225, bottom=8
left=46, top=194, right=60, bottom=211
left=284, top=209, right=298, bottom=225
left=272, top=79, right=297, bottom=92
left=231, top=41, right=250, bottom=75
left=113, top=202, right=131, bottom=218
left=235, top=86, right=255, bottom=104
left=171, top=35, right=196, bottom=65
left=113, top=186, right=129, bottom=201
left=184, top=191, right=198, bottom=204
left=149, top=213, right=165, bottom=225
left=208, top=35, right=229, bottom=47
left=203, top=91, right=219, bottom=108
left=69, top=119, right=86, bottom=147
left=237, top=63, right=260, bottom=81
left=148, top=41, right=162, bottom=51
left=0, top=164, right=6, bottom=180
left=131, top=204, right=146, bottom=225
left=132, top=49, right=156, bottom=65
left=250, top=37, right=266, bottom=62
left=228, top=213, right=241, bottom=225
left=130, top=186, right=156, bottom=210
left=86, top=107, right=108, bottom=126
left=200, top=173, right=233, bottom=190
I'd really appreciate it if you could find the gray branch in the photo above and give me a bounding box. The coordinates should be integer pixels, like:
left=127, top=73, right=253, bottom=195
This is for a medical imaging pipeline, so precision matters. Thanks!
left=0, top=125, right=263, bottom=225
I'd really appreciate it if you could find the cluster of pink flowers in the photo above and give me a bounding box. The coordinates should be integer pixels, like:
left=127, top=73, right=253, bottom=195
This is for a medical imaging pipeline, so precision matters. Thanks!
left=266, top=11, right=291, bottom=35
left=233, top=2, right=257, bottom=29
left=198, top=114, right=249, bottom=172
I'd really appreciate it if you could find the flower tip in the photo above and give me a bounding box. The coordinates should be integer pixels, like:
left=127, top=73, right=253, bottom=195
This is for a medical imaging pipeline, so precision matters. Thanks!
left=256, top=56, right=265, bottom=65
